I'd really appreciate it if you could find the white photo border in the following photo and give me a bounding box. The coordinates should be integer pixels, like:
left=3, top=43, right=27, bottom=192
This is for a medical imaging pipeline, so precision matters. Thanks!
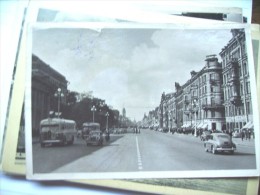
left=26, top=22, right=260, bottom=180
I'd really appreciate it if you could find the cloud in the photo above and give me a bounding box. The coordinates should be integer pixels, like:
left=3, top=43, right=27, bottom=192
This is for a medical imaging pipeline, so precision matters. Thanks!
left=33, top=26, right=232, bottom=120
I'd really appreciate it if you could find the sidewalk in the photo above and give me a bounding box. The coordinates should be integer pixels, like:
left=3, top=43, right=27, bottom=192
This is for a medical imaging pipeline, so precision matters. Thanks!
left=232, top=137, right=255, bottom=147
left=175, top=133, right=255, bottom=148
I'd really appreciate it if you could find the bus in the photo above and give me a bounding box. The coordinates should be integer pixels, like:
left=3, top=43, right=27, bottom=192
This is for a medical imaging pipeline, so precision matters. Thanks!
left=39, top=118, right=76, bottom=147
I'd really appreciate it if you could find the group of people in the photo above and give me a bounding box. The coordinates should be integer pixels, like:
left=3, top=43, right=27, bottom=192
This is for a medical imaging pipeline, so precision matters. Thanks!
left=134, top=127, right=140, bottom=134
left=241, top=130, right=252, bottom=141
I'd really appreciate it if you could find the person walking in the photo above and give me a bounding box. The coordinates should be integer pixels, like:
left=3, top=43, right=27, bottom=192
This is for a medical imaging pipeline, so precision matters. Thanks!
left=248, top=130, right=251, bottom=141
left=241, top=131, right=245, bottom=141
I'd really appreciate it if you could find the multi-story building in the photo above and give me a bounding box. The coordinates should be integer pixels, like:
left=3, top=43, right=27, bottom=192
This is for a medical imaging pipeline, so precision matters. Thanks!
left=220, top=29, right=253, bottom=131
left=32, top=54, right=68, bottom=135
left=167, top=92, right=177, bottom=130
left=181, top=55, right=225, bottom=131
left=175, top=82, right=184, bottom=128
left=160, top=92, right=175, bottom=130
left=150, top=30, right=253, bottom=134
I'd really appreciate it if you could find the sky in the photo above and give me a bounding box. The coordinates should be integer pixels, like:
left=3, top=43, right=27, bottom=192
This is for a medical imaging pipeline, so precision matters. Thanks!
left=32, top=26, right=232, bottom=121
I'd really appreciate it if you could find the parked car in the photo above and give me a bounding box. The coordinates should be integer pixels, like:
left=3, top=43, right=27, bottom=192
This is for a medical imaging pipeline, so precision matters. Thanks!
left=158, top=128, right=163, bottom=132
left=204, top=133, right=236, bottom=154
left=77, top=129, right=82, bottom=138
left=200, top=130, right=211, bottom=141
left=85, top=130, right=104, bottom=146
left=232, top=131, right=242, bottom=138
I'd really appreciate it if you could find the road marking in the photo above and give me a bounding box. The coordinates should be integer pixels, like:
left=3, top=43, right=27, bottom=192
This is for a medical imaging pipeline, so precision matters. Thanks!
left=135, top=136, right=143, bottom=170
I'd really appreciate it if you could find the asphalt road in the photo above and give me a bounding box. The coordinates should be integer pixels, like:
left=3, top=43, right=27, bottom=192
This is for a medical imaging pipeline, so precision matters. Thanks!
left=32, top=128, right=256, bottom=174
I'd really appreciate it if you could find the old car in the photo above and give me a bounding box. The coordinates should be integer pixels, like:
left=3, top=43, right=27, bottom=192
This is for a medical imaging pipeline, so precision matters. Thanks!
left=85, top=130, right=104, bottom=146
left=204, top=133, right=236, bottom=154
left=232, top=130, right=242, bottom=138
left=200, top=130, right=211, bottom=141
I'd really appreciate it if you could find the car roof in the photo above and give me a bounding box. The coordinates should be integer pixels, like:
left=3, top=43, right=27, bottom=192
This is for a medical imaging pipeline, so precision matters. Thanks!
left=90, top=130, right=102, bottom=133
left=211, top=133, right=229, bottom=136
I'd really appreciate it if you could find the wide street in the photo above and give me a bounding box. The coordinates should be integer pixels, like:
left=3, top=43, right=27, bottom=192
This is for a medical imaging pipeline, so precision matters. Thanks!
left=32, top=128, right=256, bottom=173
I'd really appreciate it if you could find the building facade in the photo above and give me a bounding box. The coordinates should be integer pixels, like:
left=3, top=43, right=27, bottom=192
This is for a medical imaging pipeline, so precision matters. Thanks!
left=141, top=29, right=253, bottom=134
left=32, top=54, right=68, bottom=135
left=181, top=55, right=225, bottom=131
left=220, top=29, right=253, bottom=131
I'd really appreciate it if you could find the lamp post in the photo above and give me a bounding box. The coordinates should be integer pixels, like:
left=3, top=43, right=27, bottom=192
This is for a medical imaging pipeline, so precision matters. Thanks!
left=91, top=105, right=96, bottom=122
left=105, top=112, right=109, bottom=132
left=193, top=99, right=199, bottom=137
left=168, top=111, right=172, bottom=133
left=54, top=88, right=64, bottom=118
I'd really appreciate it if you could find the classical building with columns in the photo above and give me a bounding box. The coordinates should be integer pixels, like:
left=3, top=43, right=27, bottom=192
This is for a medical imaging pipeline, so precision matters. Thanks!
left=32, top=54, right=68, bottom=135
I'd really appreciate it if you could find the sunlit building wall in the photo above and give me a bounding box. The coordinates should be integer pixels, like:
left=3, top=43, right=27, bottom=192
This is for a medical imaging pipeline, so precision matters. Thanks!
left=220, top=29, right=253, bottom=131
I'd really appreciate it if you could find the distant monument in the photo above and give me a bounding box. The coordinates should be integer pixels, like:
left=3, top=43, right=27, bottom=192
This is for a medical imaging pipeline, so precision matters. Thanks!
left=122, top=107, right=126, bottom=118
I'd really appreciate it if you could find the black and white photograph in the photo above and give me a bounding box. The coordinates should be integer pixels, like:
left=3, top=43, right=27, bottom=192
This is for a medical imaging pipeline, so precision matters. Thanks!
left=26, top=23, right=259, bottom=180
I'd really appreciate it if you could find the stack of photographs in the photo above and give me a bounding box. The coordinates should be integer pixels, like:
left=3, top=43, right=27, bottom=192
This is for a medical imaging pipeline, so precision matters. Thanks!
left=1, top=1, right=259, bottom=194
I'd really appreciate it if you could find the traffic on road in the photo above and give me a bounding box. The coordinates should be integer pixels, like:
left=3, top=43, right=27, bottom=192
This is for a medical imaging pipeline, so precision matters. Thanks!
left=33, top=125, right=256, bottom=174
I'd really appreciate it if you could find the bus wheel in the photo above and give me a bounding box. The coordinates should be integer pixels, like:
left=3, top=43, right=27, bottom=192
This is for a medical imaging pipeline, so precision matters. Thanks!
left=70, top=136, right=74, bottom=145
left=63, top=136, right=67, bottom=146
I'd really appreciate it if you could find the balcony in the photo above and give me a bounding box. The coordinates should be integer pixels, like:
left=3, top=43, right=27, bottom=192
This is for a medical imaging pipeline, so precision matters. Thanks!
left=202, top=103, right=224, bottom=110
left=230, top=96, right=242, bottom=106
left=210, top=78, right=218, bottom=85
left=228, top=74, right=240, bottom=84
left=184, top=99, right=190, bottom=104
left=183, top=110, right=191, bottom=115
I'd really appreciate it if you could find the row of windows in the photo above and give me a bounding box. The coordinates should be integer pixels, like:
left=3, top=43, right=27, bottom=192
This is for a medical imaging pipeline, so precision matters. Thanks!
left=225, top=102, right=252, bottom=117
left=183, top=109, right=219, bottom=120
left=223, top=81, right=251, bottom=100
left=184, top=73, right=221, bottom=94
left=223, top=63, right=248, bottom=84
left=184, top=85, right=221, bottom=101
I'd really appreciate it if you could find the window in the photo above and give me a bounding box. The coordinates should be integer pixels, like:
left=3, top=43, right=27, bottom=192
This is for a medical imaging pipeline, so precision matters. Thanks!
left=226, top=106, right=229, bottom=117
left=211, top=111, right=215, bottom=118
left=239, top=64, right=242, bottom=76
left=246, top=82, right=251, bottom=94
left=243, top=63, right=248, bottom=75
left=241, top=103, right=244, bottom=115
left=211, top=97, right=215, bottom=105
left=203, top=75, right=206, bottom=82
left=240, top=84, right=243, bottom=95
left=246, top=102, right=251, bottom=114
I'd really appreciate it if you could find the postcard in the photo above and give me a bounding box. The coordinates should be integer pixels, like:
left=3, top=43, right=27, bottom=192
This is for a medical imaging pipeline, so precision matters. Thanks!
left=1, top=1, right=259, bottom=194
left=1, top=1, right=244, bottom=170
left=25, top=22, right=259, bottom=180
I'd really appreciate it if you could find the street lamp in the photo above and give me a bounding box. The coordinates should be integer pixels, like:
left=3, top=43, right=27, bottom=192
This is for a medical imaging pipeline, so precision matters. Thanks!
left=192, top=99, right=199, bottom=137
left=54, top=88, right=64, bottom=118
left=105, top=112, right=109, bottom=132
left=91, top=105, right=96, bottom=122
left=168, top=111, right=172, bottom=133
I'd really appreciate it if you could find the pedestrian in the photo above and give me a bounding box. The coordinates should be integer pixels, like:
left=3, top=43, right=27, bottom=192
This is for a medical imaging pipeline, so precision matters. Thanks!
left=248, top=130, right=251, bottom=141
left=229, top=130, right=233, bottom=141
left=241, top=131, right=245, bottom=141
